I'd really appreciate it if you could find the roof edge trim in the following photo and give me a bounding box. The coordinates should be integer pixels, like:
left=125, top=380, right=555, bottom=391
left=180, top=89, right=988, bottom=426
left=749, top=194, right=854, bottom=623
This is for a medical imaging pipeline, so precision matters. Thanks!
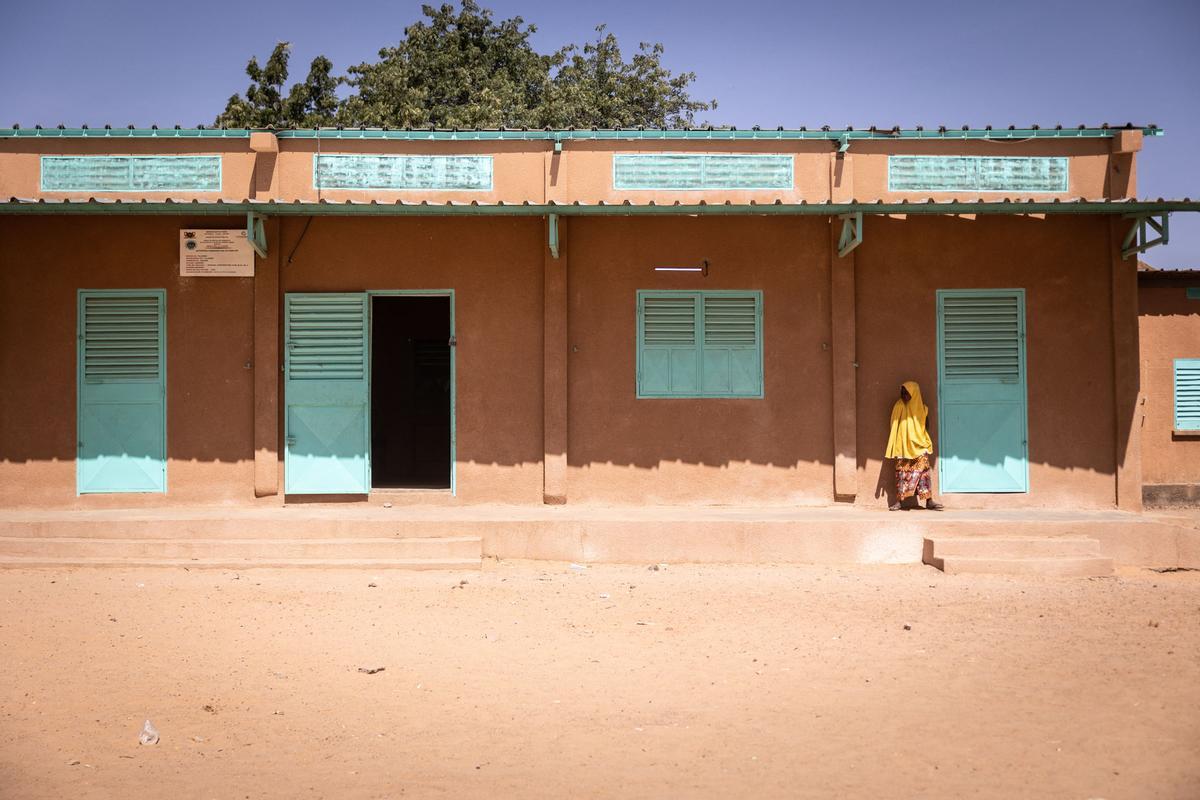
left=2, top=199, right=1197, bottom=216
left=0, top=126, right=1163, bottom=141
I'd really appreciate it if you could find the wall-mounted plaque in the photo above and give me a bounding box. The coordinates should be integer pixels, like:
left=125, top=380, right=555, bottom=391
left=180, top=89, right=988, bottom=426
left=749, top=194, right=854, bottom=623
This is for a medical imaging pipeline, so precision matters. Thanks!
left=179, top=229, right=254, bottom=277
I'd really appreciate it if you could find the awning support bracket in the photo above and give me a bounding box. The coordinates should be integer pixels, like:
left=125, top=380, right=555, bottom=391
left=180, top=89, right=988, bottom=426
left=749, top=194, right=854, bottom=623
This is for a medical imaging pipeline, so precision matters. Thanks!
left=838, top=211, right=863, bottom=258
left=247, top=212, right=268, bottom=258
left=1122, top=211, right=1168, bottom=260
left=548, top=213, right=559, bottom=259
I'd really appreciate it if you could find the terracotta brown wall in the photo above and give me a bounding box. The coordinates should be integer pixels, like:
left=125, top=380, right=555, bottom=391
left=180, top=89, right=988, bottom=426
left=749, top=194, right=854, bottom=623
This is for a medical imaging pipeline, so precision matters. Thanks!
left=855, top=215, right=1118, bottom=509
left=0, top=212, right=1131, bottom=510
left=1139, top=280, right=1200, bottom=486
left=565, top=216, right=834, bottom=505
left=0, top=216, right=255, bottom=508
left=278, top=217, right=546, bottom=504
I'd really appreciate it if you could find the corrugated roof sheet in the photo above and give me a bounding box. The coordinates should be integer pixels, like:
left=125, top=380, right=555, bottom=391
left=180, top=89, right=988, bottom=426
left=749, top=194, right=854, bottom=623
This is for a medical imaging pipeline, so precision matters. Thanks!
left=2, top=196, right=1196, bottom=216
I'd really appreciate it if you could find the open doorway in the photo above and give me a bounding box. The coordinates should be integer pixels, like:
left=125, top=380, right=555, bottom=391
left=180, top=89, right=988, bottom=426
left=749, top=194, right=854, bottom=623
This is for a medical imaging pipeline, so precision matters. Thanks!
left=370, top=295, right=452, bottom=489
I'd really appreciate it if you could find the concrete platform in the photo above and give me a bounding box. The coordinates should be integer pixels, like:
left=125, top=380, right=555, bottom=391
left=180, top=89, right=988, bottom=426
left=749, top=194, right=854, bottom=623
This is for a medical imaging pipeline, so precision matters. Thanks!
left=0, top=505, right=1197, bottom=569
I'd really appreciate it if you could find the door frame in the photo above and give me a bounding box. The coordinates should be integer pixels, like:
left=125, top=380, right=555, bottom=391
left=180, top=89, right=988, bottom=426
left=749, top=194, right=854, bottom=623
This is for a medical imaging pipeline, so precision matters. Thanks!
left=76, top=288, right=168, bottom=494
left=935, top=287, right=1029, bottom=493
left=367, top=290, right=457, bottom=496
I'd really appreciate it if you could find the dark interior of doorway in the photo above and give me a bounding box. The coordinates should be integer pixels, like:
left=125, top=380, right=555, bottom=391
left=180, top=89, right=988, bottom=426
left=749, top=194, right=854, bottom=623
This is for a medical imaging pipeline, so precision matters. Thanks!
left=371, top=296, right=452, bottom=489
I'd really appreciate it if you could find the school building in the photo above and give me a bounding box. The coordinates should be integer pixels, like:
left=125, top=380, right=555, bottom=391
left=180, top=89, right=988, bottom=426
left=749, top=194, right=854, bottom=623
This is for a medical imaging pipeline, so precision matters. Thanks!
left=1, top=123, right=1198, bottom=571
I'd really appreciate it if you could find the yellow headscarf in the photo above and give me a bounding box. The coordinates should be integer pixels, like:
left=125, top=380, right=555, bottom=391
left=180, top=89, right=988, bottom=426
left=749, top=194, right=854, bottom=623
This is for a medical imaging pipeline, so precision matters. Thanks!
left=885, top=380, right=933, bottom=460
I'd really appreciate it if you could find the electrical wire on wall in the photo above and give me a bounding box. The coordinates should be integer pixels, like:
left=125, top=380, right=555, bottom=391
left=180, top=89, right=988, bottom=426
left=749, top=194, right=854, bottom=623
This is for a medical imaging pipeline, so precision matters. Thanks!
left=287, top=130, right=322, bottom=267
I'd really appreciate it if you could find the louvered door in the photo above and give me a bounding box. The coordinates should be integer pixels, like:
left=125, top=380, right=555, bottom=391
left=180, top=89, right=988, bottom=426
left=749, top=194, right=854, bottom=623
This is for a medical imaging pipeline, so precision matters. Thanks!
left=77, top=290, right=166, bottom=493
left=284, top=293, right=370, bottom=494
left=936, top=290, right=1028, bottom=492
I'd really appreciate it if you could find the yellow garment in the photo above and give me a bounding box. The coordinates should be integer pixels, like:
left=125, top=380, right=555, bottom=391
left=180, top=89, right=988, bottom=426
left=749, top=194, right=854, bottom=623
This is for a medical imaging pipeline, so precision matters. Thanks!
left=885, top=380, right=933, bottom=459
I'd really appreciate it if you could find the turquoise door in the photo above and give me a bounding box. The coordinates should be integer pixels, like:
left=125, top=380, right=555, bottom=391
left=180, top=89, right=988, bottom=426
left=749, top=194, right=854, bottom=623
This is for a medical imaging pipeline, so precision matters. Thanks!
left=936, top=289, right=1029, bottom=493
left=284, top=293, right=370, bottom=494
left=77, top=290, right=167, bottom=494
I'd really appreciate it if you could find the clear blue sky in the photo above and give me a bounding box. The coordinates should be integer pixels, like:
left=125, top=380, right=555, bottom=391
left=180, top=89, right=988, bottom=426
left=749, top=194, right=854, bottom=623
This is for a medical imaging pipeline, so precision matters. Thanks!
left=2, top=0, right=1197, bottom=266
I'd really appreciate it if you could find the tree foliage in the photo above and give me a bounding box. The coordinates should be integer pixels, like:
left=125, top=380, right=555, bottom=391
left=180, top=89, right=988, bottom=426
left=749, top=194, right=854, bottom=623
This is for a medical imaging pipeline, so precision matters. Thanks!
left=213, top=2, right=715, bottom=129
left=215, top=43, right=338, bottom=128
left=340, top=1, right=551, bottom=128
left=542, top=26, right=712, bottom=129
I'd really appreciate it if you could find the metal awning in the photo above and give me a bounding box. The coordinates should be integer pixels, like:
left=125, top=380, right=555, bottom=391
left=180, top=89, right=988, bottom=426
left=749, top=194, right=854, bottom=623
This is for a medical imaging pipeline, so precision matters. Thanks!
left=2, top=197, right=1196, bottom=217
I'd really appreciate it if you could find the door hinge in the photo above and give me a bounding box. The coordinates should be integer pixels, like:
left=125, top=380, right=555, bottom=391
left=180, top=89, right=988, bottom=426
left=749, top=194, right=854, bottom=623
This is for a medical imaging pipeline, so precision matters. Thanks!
left=285, top=435, right=296, bottom=446
left=448, top=336, right=457, bottom=347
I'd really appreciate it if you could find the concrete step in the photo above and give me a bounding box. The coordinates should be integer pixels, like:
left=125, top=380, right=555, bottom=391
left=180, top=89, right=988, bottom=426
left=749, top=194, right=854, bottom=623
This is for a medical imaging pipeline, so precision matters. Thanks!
left=935, top=555, right=1114, bottom=577
left=0, top=536, right=482, bottom=569
left=0, top=519, right=486, bottom=540
left=923, top=535, right=1113, bottom=576
left=0, top=556, right=481, bottom=570
left=924, top=536, right=1104, bottom=559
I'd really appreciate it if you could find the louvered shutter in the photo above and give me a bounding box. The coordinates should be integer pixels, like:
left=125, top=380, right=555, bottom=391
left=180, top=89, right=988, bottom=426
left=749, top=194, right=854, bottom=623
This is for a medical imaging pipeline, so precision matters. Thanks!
left=77, top=290, right=166, bottom=493
left=638, top=293, right=700, bottom=396
left=701, top=294, right=762, bottom=396
left=284, top=293, right=370, bottom=494
left=936, top=290, right=1028, bottom=493
left=940, top=294, right=1022, bottom=383
left=1174, top=359, right=1200, bottom=431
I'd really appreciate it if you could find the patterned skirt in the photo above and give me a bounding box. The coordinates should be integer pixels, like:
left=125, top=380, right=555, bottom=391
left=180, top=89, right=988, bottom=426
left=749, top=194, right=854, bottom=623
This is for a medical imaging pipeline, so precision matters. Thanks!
left=895, top=453, right=933, bottom=501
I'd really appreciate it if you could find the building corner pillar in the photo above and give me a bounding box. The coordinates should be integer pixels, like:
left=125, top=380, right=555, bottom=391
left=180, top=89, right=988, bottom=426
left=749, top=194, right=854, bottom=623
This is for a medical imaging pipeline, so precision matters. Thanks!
left=830, top=218, right=858, bottom=502
left=253, top=216, right=281, bottom=498
left=543, top=216, right=568, bottom=504
left=1110, top=217, right=1143, bottom=510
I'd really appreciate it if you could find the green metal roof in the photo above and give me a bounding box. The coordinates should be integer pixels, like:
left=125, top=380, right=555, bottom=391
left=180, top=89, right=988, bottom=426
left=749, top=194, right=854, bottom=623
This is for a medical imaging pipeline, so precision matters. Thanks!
left=1, top=198, right=1195, bottom=216
left=0, top=125, right=1163, bottom=141
left=1, top=127, right=250, bottom=138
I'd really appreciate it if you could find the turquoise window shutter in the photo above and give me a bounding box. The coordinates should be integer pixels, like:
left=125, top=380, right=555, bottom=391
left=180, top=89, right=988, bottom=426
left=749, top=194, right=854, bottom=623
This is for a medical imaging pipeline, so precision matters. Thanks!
left=637, top=291, right=762, bottom=398
left=1174, top=359, right=1200, bottom=430
left=639, top=293, right=700, bottom=396
left=284, top=293, right=371, bottom=494
left=701, top=294, right=761, bottom=395
left=77, top=290, right=167, bottom=494
left=936, top=290, right=1029, bottom=493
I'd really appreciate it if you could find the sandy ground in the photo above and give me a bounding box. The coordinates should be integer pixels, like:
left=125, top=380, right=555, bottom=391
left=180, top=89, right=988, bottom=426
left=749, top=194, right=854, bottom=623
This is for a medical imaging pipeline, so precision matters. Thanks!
left=1, top=561, right=1198, bottom=800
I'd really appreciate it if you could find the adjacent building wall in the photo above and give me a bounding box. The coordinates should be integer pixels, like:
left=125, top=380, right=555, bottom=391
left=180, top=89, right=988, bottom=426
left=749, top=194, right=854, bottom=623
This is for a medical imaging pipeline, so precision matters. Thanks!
left=1139, top=273, right=1200, bottom=505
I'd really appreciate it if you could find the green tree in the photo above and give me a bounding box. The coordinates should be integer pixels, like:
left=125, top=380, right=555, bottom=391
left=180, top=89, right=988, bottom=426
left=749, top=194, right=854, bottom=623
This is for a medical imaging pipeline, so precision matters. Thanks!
left=214, top=42, right=339, bottom=128
left=216, top=3, right=716, bottom=129
left=542, top=27, right=714, bottom=129
left=338, top=1, right=551, bottom=128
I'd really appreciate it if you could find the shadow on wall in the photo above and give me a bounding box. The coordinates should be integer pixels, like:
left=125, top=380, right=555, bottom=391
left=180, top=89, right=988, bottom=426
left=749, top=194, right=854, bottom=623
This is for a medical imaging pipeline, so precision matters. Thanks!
left=0, top=214, right=1136, bottom=485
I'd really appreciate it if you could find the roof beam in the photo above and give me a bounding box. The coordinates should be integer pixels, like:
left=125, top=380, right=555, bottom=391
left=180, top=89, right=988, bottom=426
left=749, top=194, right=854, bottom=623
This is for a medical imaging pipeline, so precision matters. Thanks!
left=1122, top=211, right=1169, bottom=260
